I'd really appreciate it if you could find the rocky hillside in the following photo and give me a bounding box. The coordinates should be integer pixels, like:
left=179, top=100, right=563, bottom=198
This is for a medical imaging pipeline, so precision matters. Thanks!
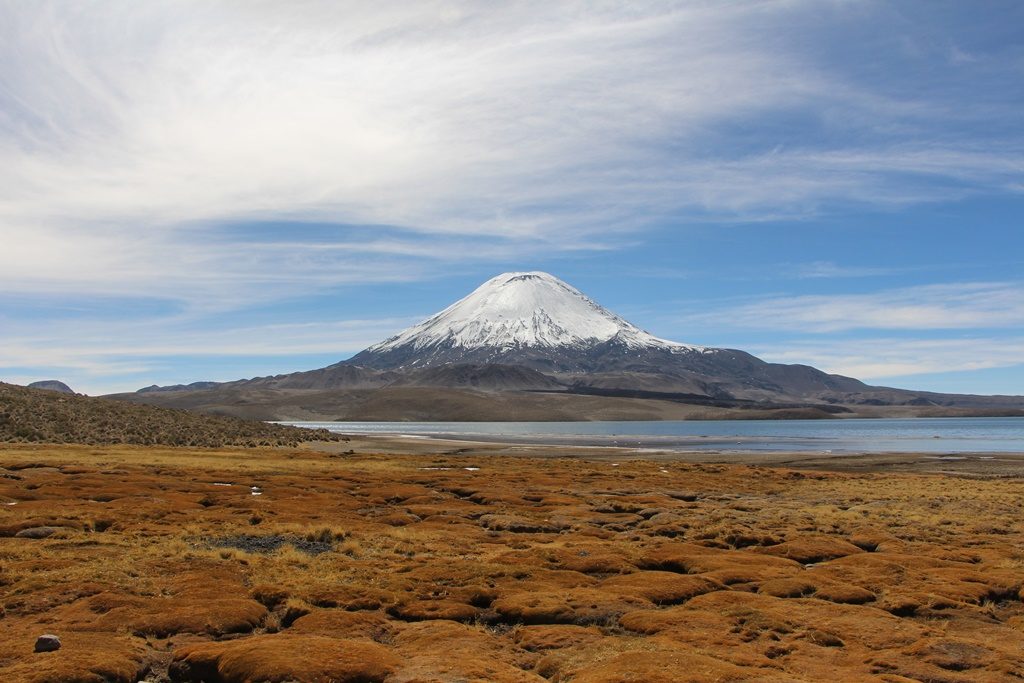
left=0, top=383, right=340, bottom=447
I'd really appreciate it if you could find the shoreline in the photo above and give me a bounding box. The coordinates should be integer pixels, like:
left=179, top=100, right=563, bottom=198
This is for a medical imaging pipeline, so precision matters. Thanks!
left=280, top=415, right=1024, bottom=458
left=313, top=434, right=1024, bottom=477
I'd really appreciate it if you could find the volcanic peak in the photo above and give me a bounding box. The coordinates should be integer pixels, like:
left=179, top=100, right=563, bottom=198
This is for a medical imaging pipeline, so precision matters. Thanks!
left=366, top=271, right=704, bottom=355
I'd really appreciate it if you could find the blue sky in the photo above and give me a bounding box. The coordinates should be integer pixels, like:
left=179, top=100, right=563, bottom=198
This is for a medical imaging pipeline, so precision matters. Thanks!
left=1, top=0, right=1022, bottom=396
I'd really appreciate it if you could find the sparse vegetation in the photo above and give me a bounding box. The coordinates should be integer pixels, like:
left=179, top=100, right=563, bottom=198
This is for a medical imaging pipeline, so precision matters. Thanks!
left=0, top=383, right=341, bottom=447
left=1, top=444, right=1024, bottom=681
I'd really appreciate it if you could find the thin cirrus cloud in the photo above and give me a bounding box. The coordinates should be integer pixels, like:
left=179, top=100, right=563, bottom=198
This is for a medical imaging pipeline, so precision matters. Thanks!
left=754, top=337, right=1024, bottom=381
left=0, top=305, right=429, bottom=394
left=791, top=261, right=896, bottom=279
left=0, top=315, right=418, bottom=379
left=1, top=1, right=1022, bottom=306
left=687, top=282, right=1024, bottom=333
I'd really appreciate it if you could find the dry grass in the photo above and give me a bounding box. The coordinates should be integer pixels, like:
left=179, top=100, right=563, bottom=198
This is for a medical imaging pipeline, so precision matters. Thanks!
left=1, top=444, right=1023, bottom=681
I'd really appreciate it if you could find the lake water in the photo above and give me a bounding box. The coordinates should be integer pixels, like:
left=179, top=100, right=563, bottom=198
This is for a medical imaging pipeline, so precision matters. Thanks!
left=283, top=417, right=1024, bottom=454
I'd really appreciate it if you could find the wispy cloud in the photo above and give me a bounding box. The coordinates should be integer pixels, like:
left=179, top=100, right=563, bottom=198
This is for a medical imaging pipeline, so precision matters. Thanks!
left=0, top=315, right=420, bottom=394
left=0, top=317, right=417, bottom=368
left=754, top=337, right=1024, bottom=382
left=791, top=261, right=896, bottom=279
left=1, top=1, right=1021, bottom=305
left=687, top=282, right=1024, bottom=333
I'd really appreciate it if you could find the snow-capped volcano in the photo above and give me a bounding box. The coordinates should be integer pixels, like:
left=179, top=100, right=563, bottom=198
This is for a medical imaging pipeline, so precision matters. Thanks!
left=133, top=270, right=989, bottom=416
left=348, top=271, right=715, bottom=372
left=370, top=271, right=703, bottom=354
left=121, top=273, right=1024, bottom=418
left=343, top=271, right=864, bottom=398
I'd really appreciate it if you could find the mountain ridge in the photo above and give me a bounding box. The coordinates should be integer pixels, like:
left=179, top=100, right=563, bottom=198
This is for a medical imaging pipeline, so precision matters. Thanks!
left=108, top=271, right=1024, bottom=421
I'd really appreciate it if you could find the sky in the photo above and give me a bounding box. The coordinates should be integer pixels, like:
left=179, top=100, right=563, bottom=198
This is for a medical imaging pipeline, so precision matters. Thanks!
left=1, top=0, right=1022, bottom=396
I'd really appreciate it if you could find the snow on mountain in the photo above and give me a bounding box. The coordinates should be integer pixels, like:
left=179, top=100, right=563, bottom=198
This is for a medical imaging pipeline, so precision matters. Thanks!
left=367, top=272, right=706, bottom=354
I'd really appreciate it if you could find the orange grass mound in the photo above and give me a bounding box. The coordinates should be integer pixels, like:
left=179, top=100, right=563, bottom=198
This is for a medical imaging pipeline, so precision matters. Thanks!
left=0, top=630, right=148, bottom=683
left=388, top=620, right=543, bottom=683
left=492, top=587, right=651, bottom=626
left=752, top=535, right=865, bottom=563
left=597, top=571, right=723, bottom=605
left=170, top=634, right=400, bottom=682
left=568, top=650, right=766, bottom=683
left=1, top=444, right=1024, bottom=681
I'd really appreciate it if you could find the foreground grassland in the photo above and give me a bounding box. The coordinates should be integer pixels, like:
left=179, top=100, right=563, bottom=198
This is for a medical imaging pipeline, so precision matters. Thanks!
left=2, top=444, right=1024, bottom=682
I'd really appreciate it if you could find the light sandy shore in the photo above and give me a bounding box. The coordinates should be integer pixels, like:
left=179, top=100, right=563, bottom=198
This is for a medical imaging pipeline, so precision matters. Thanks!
left=313, top=434, right=1024, bottom=477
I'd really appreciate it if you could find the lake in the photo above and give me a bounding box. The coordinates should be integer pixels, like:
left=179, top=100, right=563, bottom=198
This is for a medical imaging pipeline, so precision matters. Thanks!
left=282, top=417, right=1024, bottom=454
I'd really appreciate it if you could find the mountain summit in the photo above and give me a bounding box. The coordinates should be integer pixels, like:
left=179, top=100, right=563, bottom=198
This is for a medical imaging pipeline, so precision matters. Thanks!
left=348, top=272, right=711, bottom=372
left=368, top=271, right=702, bottom=353
left=27, top=380, right=74, bottom=394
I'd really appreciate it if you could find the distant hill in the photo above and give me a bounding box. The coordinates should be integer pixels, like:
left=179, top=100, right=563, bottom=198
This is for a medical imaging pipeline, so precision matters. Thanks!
left=138, top=381, right=220, bottom=393
left=27, top=380, right=74, bottom=394
left=0, top=383, right=340, bottom=447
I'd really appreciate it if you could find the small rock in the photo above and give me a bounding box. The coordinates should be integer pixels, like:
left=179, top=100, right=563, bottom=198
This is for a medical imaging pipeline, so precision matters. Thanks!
left=16, top=526, right=59, bottom=539
left=35, top=634, right=61, bottom=652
